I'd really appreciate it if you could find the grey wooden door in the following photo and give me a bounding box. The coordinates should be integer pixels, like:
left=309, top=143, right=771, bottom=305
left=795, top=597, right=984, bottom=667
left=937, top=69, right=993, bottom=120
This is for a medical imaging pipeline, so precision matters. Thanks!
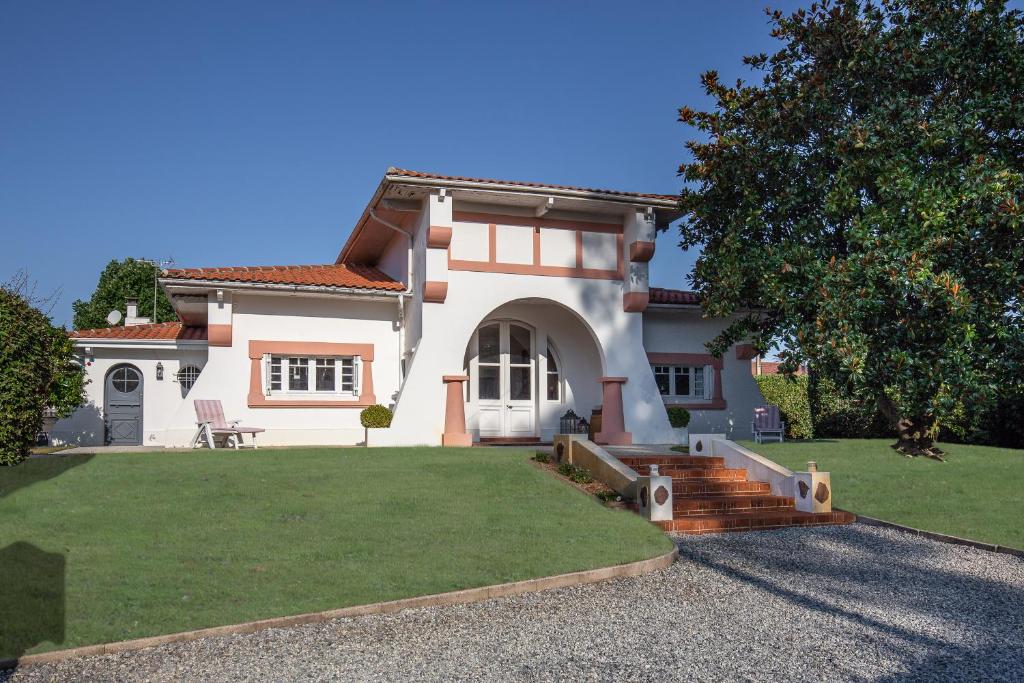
left=105, top=365, right=143, bottom=445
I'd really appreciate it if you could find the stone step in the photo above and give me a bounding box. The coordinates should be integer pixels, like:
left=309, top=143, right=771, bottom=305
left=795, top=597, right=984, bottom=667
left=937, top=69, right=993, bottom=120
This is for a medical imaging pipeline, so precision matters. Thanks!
left=618, top=455, right=725, bottom=469
left=672, top=495, right=795, bottom=515
left=656, top=510, right=856, bottom=534
left=654, top=467, right=748, bottom=481
left=673, top=480, right=772, bottom=496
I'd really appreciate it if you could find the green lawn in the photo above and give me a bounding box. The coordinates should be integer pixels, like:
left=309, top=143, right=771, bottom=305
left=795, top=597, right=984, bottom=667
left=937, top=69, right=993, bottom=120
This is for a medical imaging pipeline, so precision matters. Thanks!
left=740, top=438, right=1024, bottom=549
left=0, top=447, right=670, bottom=659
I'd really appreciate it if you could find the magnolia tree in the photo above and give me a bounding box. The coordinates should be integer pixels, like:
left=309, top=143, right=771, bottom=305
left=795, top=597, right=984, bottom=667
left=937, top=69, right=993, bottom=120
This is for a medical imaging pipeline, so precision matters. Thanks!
left=677, top=0, right=1024, bottom=457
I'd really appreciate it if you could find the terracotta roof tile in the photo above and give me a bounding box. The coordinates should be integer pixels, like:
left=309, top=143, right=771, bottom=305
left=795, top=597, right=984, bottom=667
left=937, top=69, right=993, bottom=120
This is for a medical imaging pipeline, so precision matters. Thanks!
left=389, top=168, right=680, bottom=203
left=162, top=264, right=404, bottom=291
left=648, top=287, right=702, bottom=305
left=70, top=322, right=207, bottom=341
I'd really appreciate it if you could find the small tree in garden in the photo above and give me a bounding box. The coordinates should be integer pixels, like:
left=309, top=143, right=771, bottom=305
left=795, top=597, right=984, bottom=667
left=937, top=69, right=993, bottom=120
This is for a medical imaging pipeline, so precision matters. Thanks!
left=677, top=0, right=1024, bottom=457
left=72, top=258, right=176, bottom=330
left=1, top=275, right=86, bottom=465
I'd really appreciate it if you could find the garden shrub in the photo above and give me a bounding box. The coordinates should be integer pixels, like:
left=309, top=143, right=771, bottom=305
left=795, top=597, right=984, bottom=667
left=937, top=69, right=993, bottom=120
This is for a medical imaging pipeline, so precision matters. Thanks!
left=532, top=452, right=549, bottom=464
left=359, top=404, right=393, bottom=429
left=0, top=286, right=85, bottom=465
left=807, top=373, right=892, bottom=439
left=754, top=375, right=813, bottom=440
left=666, top=406, right=690, bottom=429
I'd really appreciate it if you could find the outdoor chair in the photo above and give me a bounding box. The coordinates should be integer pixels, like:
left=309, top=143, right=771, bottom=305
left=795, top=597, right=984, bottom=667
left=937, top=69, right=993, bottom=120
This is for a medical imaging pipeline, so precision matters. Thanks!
left=751, top=405, right=786, bottom=444
left=191, top=399, right=265, bottom=449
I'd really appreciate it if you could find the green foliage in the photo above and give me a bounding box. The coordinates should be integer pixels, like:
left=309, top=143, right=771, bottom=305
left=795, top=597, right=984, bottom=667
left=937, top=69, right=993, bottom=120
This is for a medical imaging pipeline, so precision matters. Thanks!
left=359, top=404, right=393, bottom=429
left=808, top=371, right=892, bottom=439
left=72, top=258, right=176, bottom=330
left=1, top=286, right=86, bottom=466
left=556, top=461, right=594, bottom=485
left=754, top=375, right=813, bottom=440
left=532, top=452, right=550, bottom=464
left=677, top=1, right=1024, bottom=453
left=666, top=406, right=691, bottom=429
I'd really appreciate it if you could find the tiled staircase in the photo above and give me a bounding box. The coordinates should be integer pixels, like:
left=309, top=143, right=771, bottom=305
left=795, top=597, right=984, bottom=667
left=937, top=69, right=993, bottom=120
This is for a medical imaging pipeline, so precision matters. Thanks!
left=616, top=453, right=855, bottom=534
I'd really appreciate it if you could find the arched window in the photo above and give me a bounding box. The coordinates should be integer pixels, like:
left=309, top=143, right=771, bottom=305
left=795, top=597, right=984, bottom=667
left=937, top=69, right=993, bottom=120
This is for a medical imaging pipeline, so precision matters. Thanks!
left=546, top=339, right=562, bottom=402
left=177, top=365, right=202, bottom=396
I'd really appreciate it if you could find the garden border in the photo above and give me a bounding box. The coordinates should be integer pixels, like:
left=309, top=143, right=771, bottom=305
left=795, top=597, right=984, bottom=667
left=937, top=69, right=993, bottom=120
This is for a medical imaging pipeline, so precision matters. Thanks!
left=848, top=510, right=1024, bottom=558
left=2, top=547, right=678, bottom=669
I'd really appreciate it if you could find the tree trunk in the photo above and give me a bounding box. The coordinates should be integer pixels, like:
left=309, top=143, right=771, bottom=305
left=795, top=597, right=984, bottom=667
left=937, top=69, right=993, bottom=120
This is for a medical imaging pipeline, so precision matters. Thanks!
left=877, top=396, right=945, bottom=460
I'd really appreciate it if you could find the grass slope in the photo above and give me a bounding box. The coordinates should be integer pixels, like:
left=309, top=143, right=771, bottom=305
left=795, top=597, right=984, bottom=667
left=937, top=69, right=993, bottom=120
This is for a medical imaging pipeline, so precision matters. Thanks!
left=0, top=448, right=670, bottom=658
left=741, top=439, right=1024, bottom=549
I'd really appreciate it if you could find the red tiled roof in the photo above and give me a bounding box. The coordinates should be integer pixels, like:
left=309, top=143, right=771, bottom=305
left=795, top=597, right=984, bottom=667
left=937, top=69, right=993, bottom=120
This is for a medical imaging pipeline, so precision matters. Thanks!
left=388, top=168, right=680, bottom=203
left=70, top=322, right=208, bottom=341
left=648, top=287, right=702, bottom=305
left=162, top=264, right=405, bottom=291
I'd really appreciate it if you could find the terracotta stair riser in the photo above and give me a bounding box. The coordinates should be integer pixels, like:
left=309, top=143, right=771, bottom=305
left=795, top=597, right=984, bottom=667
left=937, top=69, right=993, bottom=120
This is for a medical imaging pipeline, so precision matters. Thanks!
left=637, top=468, right=746, bottom=481
left=619, top=456, right=724, bottom=468
left=656, top=511, right=855, bottom=533
left=673, top=496, right=795, bottom=515
left=673, top=481, right=772, bottom=496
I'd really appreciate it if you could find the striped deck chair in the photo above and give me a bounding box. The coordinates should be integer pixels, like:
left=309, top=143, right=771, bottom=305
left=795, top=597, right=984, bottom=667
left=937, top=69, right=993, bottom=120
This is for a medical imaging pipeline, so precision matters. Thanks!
left=752, top=405, right=786, bottom=444
left=191, top=400, right=265, bottom=449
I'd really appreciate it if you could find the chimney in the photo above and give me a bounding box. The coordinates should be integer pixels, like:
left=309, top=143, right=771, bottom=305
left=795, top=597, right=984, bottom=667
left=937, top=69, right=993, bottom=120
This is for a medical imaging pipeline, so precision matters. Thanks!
left=125, top=298, right=151, bottom=326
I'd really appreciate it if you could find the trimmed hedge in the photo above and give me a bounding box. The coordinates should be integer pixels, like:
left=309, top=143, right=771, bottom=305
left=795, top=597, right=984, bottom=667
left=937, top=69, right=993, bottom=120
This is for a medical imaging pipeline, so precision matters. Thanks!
left=359, top=404, right=393, bottom=429
left=666, top=406, right=690, bottom=429
left=807, top=373, right=892, bottom=439
left=754, top=375, right=813, bottom=440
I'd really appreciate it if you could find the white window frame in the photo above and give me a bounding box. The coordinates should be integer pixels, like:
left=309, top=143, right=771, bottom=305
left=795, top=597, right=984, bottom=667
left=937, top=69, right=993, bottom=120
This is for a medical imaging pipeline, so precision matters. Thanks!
left=263, top=355, right=360, bottom=397
left=652, top=364, right=711, bottom=399
left=176, top=364, right=202, bottom=394
left=545, top=338, right=563, bottom=403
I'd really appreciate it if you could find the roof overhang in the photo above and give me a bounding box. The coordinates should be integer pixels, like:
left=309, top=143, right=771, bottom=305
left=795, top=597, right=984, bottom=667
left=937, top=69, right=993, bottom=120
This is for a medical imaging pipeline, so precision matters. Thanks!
left=338, top=169, right=684, bottom=265
left=71, top=339, right=208, bottom=351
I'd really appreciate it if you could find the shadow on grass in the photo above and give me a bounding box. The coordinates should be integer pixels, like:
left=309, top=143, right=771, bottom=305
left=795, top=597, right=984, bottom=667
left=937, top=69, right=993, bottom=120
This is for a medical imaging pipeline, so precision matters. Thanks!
left=0, top=542, right=65, bottom=662
left=677, top=527, right=1024, bottom=680
left=0, top=453, right=94, bottom=499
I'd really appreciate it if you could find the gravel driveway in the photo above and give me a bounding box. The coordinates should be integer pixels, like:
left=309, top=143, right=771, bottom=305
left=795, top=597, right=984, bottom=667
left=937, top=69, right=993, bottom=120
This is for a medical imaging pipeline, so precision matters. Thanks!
left=5, top=524, right=1023, bottom=682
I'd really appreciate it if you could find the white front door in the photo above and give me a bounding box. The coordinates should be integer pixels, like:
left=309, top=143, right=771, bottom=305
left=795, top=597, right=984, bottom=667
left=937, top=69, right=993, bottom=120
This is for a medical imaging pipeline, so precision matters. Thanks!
left=476, top=321, right=535, bottom=438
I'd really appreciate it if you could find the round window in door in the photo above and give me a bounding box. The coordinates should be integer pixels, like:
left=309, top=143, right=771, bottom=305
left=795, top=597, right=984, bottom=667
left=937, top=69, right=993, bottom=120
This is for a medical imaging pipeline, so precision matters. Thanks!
left=105, top=364, right=143, bottom=445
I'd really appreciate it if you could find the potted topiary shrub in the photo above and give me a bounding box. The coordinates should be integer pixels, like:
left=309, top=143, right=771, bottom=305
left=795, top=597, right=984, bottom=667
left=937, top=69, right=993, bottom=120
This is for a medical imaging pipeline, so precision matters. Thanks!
left=666, top=406, right=690, bottom=445
left=359, top=404, right=393, bottom=447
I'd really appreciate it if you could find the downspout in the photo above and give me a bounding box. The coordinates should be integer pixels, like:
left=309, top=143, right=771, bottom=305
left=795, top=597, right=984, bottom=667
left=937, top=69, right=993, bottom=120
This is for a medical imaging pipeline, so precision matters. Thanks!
left=368, top=209, right=415, bottom=389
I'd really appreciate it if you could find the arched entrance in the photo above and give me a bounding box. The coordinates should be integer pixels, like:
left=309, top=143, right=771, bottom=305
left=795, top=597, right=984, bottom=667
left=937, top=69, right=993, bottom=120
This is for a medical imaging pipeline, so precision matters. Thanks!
left=463, top=300, right=606, bottom=442
left=105, top=364, right=143, bottom=445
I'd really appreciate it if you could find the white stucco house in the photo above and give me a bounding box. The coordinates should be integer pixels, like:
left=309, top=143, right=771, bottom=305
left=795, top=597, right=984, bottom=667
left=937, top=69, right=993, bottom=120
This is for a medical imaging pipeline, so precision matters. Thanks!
left=54, top=168, right=765, bottom=448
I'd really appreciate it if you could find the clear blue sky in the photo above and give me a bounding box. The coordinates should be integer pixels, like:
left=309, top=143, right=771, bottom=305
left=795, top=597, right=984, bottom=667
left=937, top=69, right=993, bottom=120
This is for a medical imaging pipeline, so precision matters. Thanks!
left=2, top=0, right=810, bottom=327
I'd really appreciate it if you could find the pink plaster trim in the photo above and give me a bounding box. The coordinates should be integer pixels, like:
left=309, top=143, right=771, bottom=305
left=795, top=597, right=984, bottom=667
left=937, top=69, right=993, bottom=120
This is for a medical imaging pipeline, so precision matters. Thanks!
left=629, top=240, right=655, bottom=262
left=442, top=374, right=470, bottom=448
left=208, top=324, right=232, bottom=347
left=453, top=211, right=622, bottom=234
left=598, top=377, right=628, bottom=384
left=427, top=226, right=453, bottom=249
left=446, top=214, right=624, bottom=281
left=646, top=352, right=723, bottom=370
left=623, top=291, right=649, bottom=313
left=246, top=341, right=376, bottom=408
left=423, top=281, right=448, bottom=303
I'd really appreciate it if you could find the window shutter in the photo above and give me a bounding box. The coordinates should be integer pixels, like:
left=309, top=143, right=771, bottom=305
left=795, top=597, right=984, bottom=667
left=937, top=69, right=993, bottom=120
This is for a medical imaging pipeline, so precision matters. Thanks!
left=703, top=365, right=713, bottom=400
left=262, top=354, right=271, bottom=396
left=352, top=357, right=361, bottom=396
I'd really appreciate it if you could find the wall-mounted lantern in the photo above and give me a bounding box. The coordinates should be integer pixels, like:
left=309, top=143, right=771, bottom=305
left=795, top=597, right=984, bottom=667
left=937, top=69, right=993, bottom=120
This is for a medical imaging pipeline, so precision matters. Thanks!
left=156, top=362, right=164, bottom=381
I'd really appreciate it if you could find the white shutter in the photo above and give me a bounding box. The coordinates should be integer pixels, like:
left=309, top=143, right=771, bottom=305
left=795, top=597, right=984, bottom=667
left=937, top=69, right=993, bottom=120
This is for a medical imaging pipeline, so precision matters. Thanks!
left=352, top=357, right=361, bottom=397
left=703, top=365, right=713, bottom=400
left=263, top=354, right=272, bottom=396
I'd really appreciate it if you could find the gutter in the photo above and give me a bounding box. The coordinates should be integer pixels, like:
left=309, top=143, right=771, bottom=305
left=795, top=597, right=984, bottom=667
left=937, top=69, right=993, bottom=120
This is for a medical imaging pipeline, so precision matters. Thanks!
left=384, top=172, right=681, bottom=210
left=159, top=278, right=406, bottom=299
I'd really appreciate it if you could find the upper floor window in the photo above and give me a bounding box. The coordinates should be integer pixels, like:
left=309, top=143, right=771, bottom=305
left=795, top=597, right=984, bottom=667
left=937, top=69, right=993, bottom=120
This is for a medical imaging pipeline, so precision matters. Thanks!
left=265, top=355, right=359, bottom=396
left=653, top=365, right=707, bottom=399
